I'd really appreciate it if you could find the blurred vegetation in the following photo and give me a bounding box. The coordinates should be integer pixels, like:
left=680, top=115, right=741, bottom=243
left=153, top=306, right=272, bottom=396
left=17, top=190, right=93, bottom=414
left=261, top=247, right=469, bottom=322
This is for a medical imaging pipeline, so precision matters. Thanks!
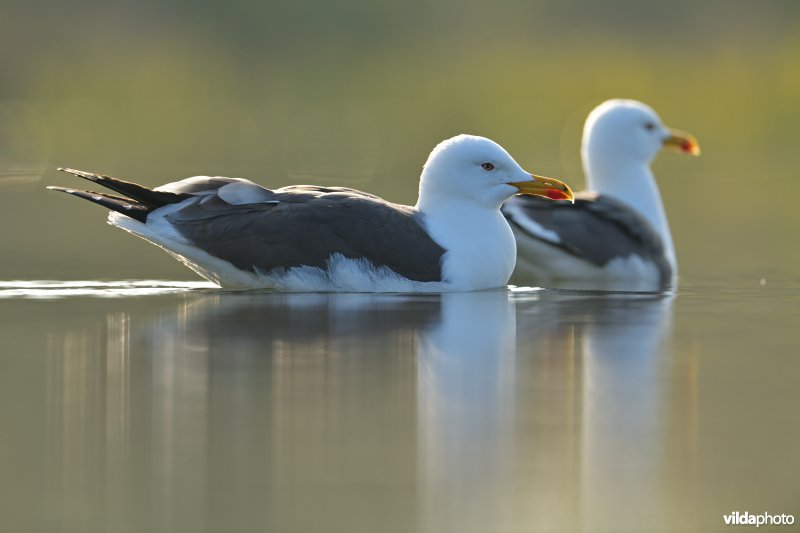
left=0, top=0, right=798, bottom=281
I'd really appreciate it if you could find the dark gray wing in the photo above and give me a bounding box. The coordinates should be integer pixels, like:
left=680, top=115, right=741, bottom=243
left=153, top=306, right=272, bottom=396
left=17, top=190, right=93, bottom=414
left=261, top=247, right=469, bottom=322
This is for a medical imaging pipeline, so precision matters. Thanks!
left=502, top=191, right=671, bottom=279
left=164, top=181, right=446, bottom=282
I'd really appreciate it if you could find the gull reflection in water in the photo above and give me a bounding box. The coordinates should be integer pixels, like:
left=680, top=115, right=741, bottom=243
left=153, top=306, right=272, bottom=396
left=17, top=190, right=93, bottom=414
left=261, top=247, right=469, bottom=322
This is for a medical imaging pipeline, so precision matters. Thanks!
left=40, top=286, right=676, bottom=532
left=576, top=292, right=677, bottom=528
left=416, top=290, right=517, bottom=532
left=417, top=289, right=675, bottom=532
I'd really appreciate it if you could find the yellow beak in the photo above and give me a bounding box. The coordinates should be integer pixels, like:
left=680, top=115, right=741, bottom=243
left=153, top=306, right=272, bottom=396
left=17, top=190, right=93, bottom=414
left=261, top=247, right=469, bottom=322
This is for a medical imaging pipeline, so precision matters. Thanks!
left=663, top=128, right=701, bottom=156
left=509, top=174, right=574, bottom=203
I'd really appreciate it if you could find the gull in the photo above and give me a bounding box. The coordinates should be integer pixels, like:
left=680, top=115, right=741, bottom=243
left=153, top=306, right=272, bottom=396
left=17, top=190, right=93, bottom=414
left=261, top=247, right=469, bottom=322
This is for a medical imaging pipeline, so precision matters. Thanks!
left=50, top=134, right=573, bottom=292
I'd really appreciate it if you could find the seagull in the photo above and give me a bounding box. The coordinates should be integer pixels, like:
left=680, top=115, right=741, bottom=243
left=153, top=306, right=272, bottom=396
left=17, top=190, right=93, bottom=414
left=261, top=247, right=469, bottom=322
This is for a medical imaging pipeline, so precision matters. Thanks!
left=502, top=99, right=699, bottom=291
left=49, top=134, right=573, bottom=292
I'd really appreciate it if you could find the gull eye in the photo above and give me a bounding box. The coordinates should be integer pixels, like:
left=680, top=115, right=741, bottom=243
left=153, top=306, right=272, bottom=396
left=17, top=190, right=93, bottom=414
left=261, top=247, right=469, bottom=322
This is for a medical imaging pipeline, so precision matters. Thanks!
left=644, top=122, right=656, bottom=131
left=481, top=162, right=495, bottom=171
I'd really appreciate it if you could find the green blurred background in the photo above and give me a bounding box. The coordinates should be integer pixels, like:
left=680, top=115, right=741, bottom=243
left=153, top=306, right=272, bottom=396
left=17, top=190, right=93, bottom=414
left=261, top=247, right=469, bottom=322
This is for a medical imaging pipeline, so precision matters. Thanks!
left=1, top=0, right=798, bottom=282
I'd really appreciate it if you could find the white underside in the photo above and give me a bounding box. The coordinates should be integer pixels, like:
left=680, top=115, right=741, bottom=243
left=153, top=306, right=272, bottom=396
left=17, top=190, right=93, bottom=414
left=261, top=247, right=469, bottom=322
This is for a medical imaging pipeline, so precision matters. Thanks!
left=109, top=212, right=462, bottom=292
left=509, top=226, right=664, bottom=292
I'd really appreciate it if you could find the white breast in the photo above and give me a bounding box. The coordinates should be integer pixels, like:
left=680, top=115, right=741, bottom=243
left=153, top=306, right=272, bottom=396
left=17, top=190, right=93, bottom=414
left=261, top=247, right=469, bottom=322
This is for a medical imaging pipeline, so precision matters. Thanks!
left=422, top=206, right=517, bottom=291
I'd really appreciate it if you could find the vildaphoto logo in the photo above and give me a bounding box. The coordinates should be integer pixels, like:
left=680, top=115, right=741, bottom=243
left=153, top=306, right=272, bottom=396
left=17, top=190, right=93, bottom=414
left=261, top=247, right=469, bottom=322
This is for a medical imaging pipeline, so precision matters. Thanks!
left=723, top=511, right=795, bottom=527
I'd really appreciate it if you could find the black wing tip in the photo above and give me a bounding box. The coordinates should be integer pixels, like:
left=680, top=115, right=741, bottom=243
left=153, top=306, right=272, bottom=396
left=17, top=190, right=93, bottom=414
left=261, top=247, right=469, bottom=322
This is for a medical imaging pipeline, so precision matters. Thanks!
left=47, top=185, right=150, bottom=222
left=47, top=185, right=83, bottom=194
left=47, top=185, right=105, bottom=198
left=56, top=167, right=100, bottom=181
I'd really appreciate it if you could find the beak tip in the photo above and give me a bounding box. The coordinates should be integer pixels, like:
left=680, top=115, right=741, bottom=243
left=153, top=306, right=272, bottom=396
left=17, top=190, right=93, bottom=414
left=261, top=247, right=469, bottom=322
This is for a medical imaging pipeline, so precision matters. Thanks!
left=665, top=128, right=701, bottom=157
left=544, top=186, right=574, bottom=202
left=511, top=175, right=575, bottom=202
left=682, top=140, right=701, bottom=156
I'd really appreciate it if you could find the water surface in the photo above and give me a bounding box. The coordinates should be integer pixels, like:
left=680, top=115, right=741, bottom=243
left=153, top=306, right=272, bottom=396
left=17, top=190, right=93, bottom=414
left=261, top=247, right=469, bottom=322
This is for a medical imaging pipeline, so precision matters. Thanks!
left=0, top=280, right=797, bottom=532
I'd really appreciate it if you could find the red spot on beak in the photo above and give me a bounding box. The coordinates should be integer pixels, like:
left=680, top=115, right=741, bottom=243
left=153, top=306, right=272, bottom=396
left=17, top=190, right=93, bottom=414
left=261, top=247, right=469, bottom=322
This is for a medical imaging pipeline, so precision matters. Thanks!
left=546, top=189, right=570, bottom=200
left=681, top=139, right=694, bottom=153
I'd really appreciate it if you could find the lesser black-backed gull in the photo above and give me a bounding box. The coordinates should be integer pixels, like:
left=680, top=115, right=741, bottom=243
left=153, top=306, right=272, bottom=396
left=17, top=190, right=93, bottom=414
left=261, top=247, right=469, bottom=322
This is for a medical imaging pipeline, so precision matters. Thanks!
left=502, top=100, right=699, bottom=291
left=49, top=134, right=573, bottom=292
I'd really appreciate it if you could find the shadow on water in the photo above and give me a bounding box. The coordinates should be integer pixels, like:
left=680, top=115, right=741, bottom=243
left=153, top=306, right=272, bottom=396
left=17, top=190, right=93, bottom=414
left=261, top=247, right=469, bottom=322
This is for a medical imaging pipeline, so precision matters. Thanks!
left=0, top=283, right=713, bottom=532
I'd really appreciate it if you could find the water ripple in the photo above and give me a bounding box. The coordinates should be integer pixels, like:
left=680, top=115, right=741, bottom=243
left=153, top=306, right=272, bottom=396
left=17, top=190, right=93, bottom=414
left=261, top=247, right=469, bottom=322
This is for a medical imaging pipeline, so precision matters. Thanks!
left=0, top=280, right=217, bottom=299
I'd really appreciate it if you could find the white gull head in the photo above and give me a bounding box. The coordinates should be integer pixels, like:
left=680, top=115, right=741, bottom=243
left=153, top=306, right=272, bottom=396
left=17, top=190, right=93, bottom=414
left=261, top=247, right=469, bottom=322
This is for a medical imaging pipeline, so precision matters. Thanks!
left=583, top=99, right=684, bottom=177
left=415, top=134, right=572, bottom=291
left=416, top=134, right=536, bottom=213
left=581, top=99, right=700, bottom=278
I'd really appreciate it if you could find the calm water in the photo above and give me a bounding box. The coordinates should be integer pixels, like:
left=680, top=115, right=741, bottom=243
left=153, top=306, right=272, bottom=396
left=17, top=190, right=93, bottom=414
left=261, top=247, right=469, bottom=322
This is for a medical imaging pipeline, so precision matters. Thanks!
left=0, top=280, right=798, bottom=533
